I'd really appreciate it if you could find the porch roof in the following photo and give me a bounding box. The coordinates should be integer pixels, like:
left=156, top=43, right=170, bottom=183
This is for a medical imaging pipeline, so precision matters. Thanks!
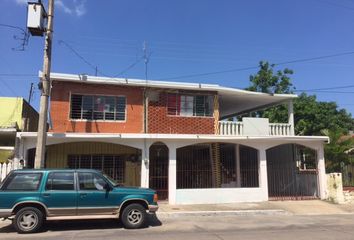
left=45, top=72, right=297, bottom=119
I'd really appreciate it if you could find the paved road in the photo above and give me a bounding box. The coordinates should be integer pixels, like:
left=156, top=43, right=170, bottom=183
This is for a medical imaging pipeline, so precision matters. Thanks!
left=1, top=214, right=354, bottom=240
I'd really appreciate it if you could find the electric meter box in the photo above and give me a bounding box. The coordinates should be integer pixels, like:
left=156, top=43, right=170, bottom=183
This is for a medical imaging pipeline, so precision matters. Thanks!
left=27, top=2, right=47, bottom=36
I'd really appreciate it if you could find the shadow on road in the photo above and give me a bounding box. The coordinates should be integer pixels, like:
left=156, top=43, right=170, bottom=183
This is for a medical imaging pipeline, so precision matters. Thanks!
left=0, top=214, right=162, bottom=233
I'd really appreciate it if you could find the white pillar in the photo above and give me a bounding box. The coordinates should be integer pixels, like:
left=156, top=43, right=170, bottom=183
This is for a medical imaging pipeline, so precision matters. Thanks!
left=168, top=143, right=177, bottom=205
left=317, top=144, right=327, bottom=199
left=235, top=144, right=241, bottom=187
left=140, top=140, right=149, bottom=188
left=288, top=100, right=295, bottom=135
left=13, top=136, right=21, bottom=169
left=258, top=147, right=269, bottom=201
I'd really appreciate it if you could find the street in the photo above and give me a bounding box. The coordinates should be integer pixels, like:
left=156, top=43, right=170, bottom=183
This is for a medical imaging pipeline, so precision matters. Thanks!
left=1, top=214, right=354, bottom=240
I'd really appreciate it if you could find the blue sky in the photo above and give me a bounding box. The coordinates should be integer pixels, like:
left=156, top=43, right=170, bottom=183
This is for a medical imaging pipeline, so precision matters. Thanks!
left=1, top=0, right=354, bottom=115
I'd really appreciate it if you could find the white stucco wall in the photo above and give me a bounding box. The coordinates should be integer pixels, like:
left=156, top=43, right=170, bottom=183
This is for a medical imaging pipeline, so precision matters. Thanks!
left=176, top=188, right=267, bottom=204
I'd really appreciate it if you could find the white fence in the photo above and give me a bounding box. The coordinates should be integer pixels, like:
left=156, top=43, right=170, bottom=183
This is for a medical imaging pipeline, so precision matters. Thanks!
left=219, top=122, right=243, bottom=136
left=269, top=123, right=292, bottom=136
left=219, top=121, right=293, bottom=136
left=0, top=162, right=16, bottom=182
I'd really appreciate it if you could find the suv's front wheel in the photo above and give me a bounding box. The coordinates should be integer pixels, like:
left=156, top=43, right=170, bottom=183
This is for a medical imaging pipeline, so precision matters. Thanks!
left=121, top=203, right=147, bottom=229
left=13, top=207, right=44, bottom=234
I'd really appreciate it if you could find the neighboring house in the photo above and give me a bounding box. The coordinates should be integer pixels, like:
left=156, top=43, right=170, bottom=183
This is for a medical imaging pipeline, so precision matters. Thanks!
left=0, top=97, right=38, bottom=163
left=15, top=72, right=328, bottom=204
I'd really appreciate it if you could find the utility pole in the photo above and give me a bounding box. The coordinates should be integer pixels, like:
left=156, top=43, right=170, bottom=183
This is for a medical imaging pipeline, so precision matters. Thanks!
left=28, top=82, right=34, bottom=104
left=34, top=0, right=54, bottom=169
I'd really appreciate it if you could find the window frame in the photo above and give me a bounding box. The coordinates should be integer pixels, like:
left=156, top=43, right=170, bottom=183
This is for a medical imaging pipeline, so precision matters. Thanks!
left=0, top=172, right=43, bottom=191
left=69, top=92, right=127, bottom=122
left=167, top=93, right=214, bottom=118
left=45, top=171, right=76, bottom=191
left=77, top=172, right=109, bottom=192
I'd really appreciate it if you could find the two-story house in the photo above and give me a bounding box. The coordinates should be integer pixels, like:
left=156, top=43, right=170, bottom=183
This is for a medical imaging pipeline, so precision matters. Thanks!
left=15, top=72, right=328, bottom=205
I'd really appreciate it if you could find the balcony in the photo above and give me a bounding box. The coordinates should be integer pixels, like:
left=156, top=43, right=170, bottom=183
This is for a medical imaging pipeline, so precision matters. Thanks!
left=218, top=118, right=294, bottom=136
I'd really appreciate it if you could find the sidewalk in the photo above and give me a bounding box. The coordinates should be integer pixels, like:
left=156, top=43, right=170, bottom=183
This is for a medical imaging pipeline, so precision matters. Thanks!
left=156, top=200, right=354, bottom=218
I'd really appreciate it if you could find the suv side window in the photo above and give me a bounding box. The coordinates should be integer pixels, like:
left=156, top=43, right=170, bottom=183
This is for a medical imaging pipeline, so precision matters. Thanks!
left=2, top=173, right=42, bottom=191
left=78, top=172, right=107, bottom=191
left=46, top=172, right=75, bottom=191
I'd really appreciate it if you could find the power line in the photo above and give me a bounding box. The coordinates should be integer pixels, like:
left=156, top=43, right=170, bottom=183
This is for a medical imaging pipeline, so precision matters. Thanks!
left=112, top=56, right=144, bottom=77
left=157, top=50, right=354, bottom=80
left=58, top=40, right=109, bottom=77
left=0, top=74, right=37, bottom=77
left=295, top=84, right=354, bottom=92
left=0, top=77, right=18, bottom=95
left=0, top=23, right=30, bottom=51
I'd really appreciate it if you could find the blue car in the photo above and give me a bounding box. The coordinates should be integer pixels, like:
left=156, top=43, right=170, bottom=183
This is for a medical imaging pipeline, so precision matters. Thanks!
left=0, top=169, right=158, bottom=233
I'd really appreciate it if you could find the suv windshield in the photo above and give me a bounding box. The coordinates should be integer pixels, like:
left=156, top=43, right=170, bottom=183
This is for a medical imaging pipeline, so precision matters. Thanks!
left=103, top=174, right=122, bottom=187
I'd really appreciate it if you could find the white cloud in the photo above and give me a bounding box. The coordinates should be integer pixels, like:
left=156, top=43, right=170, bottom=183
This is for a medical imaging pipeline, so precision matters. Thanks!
left=74, top=0, right=86, bottom=17
left=56, top=0, right=73, bottom=15
left=14, top=0, right=87, bottom=17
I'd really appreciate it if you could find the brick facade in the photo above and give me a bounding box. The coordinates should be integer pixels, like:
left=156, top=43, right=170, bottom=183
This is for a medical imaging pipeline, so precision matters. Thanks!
left=50, top=81, right=144, bottom=133
left=147, top=90, right=216, bottom=134
left=50, top=81, right=217, bottom=134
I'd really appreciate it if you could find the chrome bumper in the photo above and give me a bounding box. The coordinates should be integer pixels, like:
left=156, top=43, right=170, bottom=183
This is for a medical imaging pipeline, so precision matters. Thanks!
left=148, top=205, right=159, bottom=213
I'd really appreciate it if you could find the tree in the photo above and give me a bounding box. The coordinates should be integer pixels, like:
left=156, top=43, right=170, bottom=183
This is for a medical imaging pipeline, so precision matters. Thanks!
left=246, top=61, right=294, bottom=94
left=246, top=61, right=354, bottom=172
left=321, top=129, right=354, bottom=172
left=264, top=93, right=354, bottom=136
left=247, top=61, right=354, bottom=136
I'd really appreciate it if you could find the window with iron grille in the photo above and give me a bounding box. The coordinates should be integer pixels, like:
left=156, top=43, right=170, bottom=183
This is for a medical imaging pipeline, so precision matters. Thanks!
left=70, top=94, right=126, bottom=121
left=67, top=154, right=125, bottom=184
left=167, top=93, right=213, bottom=117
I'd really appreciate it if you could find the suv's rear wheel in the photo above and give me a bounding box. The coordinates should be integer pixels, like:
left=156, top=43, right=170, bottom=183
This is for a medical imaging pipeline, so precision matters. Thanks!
left=121, top=203, right=147, bottom=229
left=13, top=207, right=44, bottom=234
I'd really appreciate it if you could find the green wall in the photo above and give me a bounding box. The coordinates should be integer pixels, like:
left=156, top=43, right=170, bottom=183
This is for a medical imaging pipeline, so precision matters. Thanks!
left=0, top=97, right=23, bottom=129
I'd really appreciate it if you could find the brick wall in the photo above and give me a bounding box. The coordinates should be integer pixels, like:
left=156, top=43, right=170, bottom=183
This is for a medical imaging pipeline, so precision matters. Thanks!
left=50, top=81, right=144, bottom=133
left=147, top=90, right=216, bottom=134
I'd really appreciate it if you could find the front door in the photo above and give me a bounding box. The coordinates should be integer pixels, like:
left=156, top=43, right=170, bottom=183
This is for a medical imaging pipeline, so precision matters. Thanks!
left=77, top=172, right=119, bottom=215
left=149, top=143, right=169, bottom=200
left=41, top=171, right=77, bottom=216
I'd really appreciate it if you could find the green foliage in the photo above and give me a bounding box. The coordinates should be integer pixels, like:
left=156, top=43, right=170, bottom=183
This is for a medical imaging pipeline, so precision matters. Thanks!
left=264, top=93, right=354, bottom=136
left=246, top=61, right=354, bottom=172
left=321, top=129, right=354, bottom=172
left=246, top=61, right=294, bottom=94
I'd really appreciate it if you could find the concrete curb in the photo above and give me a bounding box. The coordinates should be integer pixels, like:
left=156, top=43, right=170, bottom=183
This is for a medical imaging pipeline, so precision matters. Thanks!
left=156, top=209, right=291, bottom=218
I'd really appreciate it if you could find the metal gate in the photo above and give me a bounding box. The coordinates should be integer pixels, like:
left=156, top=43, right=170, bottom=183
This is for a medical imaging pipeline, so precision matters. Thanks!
left=267, top=144, right=319, bottom=200
left=149, top=142, right=169, bottom=200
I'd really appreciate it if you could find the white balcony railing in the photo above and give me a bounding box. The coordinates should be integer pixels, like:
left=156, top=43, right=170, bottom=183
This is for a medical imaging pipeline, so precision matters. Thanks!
left=219, top=122, right=243, bottom=136
left=219, top=121, right=293, bottom=136
left=269, top=123, right=292, bottom=136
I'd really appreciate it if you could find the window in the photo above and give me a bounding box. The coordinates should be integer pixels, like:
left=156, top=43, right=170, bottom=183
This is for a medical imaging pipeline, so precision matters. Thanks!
left=78, top=172, right=107, bottom=191
left=167, top=93, right=213, bottom=117
left=2, top=173, right=42, bottom=191
left=70, top=94, right=126, bottom=121
left=46, top=172, right=75, bottom=191
left=68, top=154, right=125, bottom=184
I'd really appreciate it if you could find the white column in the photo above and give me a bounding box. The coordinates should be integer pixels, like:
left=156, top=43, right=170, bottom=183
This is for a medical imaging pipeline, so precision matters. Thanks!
left=235, top=144, right=241, bottom=187
left=317, top=144, right=327, bottom=200
left=168, top=143, right=177, bottom=205
left=13, top=135, right=24, bottom=169
left=288, top=100, right=295, bottom=135
left=140, top=140, right=149, bottom=188
left=258, top=147, right=268, bottom=201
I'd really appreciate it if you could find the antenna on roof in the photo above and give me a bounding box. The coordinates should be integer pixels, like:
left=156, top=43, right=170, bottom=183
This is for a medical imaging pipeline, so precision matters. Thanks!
left=143, top=40, right=151, bottom=81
